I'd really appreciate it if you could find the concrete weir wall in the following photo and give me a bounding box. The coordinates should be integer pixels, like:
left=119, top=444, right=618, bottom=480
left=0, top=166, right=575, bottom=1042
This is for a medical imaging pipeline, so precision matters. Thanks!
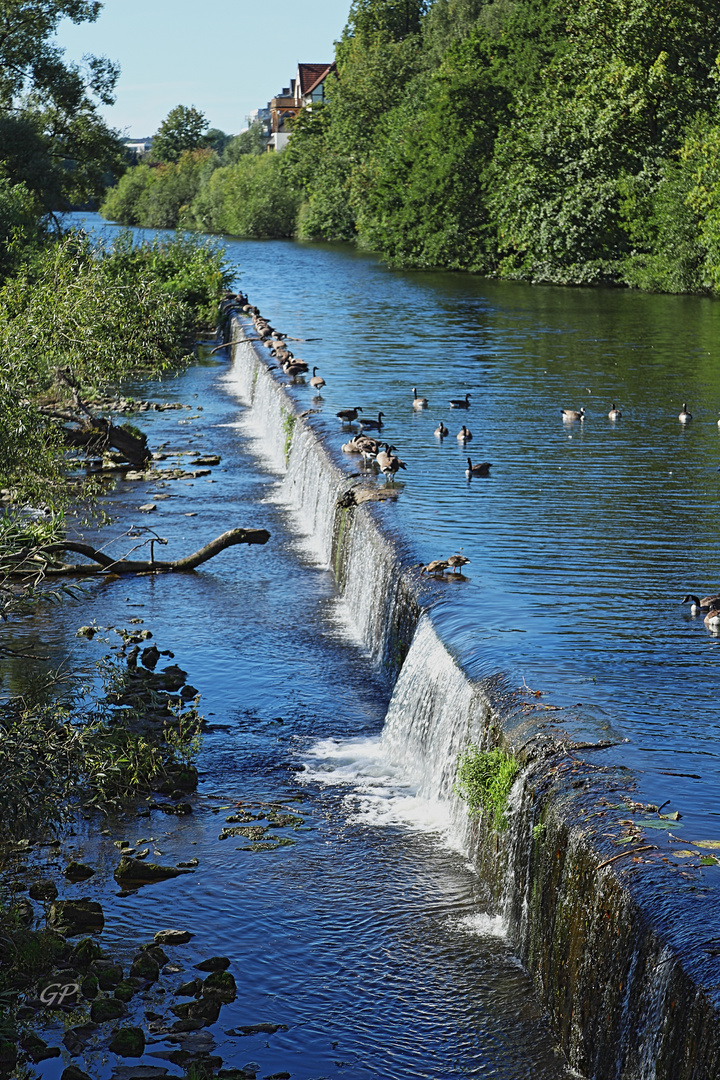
left=229, top=315, right=720, bottom=1080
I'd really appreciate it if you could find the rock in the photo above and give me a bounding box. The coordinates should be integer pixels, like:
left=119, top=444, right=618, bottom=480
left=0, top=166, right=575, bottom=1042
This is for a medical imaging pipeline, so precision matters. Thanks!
left=90, top=997, right=126, bottom=1023
left=170, top=1002, right=191, bottom=1020
left=176, top=859, right=198, bottom=869
left=264, top=1074, right=291, bottom=1080
left=72, top=937, right=103, bottom=967
left=114, top=980, right=136, bottom=1003
left=76, top=626, right=96, bottom=639
left=231, top=1024, right=289, bottom=1037
left=170, top=1018, right=205, bottom=1034
left=29, top=878, right=58, bottom=901
left=202, top=970, right=236, bottom=1002
left=165, top=1030, right=215, bottom=1051
left=191, top=455, right=221, bottom=466
left=138, top=503, right=156, bottom=513
left=94, top=960, right=124, bottom=990
left=81, top=974, right=99, bottom=999
left=62, top=1024, right=98, bottom=1054
left=61, top=1067, right=93, bottom=1080
left=154, top=929, right=193, bottom=946
left=20, top=1034, right=60, bottom=1063
left=49, top=899, right=104, bottom=935
left=114, top=855, right=184, bottom=886
left=108, top=1027, right=145, bottom=1057
left=180, top=685, right=199, bottom=701
left=129, top=952, right=160, bottom=982
left=140, top=944, right=169, bottom=965
left=112, top=1069, right=169, bottom=1080
left=13, top=898, right=33, bottom=925
left=194, top=956, right=230, bottom=972
left=63, top=861, right=95, bottom=882
left=114, top=840, right=131, bottom=849
left=187, top=997, right=221, bottom=1024
left=176, top=977, right=202, bottom=996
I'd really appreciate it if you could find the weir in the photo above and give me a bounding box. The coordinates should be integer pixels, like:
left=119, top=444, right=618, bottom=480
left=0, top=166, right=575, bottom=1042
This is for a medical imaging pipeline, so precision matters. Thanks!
left=229, top=319, right=720, bottom=1080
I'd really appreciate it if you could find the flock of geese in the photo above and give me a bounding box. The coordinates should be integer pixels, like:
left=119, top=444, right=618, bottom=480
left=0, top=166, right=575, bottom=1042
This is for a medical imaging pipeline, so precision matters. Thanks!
left=239, top=297, right=716, bottom=596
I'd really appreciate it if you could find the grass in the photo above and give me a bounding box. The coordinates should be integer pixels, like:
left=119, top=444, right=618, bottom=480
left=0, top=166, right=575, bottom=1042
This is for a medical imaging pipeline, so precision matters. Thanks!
left=455, top=745, right=519, bottom=830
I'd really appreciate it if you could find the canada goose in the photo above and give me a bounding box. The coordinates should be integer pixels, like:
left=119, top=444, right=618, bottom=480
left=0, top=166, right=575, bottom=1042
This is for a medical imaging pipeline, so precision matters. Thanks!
left=457, top=425, right=472, bottom=442
left=412, top=388, right=428, bottom=409
left=608, top=403, right=622, bottom=420
left=446, top=554, right=469, bottom=573
left=680, top=593, right=720, bottom=614
left=284, top=362, right=308, bottom=378
left=679, top=403, right=692, bottom=423
left=358, top=412, right=385, bottom=432
left=466, top=457, right=492, bottom=477
left=376, top=444, right=407, bottom=482
left=705, top=609, right=720, bottom=632
left=449, top=393, right=471, bottom=409
left=421, top=560, right=448, bottom=577
left=561, top=408, right=585, bottom=422
left=337, top=407, right=364, bottom=423
left=434, top=422, right=449, bottom=437
left=310, top=367, right=325, bottom=391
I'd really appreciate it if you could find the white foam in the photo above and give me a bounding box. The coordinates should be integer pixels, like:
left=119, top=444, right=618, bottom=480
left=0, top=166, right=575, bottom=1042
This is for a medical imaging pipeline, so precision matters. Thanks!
left=446, top=911, right=507, bottom=938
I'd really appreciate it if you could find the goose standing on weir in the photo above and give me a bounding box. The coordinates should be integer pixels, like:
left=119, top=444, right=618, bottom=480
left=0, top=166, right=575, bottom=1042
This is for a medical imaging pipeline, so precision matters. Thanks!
left=310, top=367, right=325, bottom=392
left=446, top=554, right=469, bottom=574
left=337, top=407, right=363, bottom=424
left=377, top=444, right=407, bottom=483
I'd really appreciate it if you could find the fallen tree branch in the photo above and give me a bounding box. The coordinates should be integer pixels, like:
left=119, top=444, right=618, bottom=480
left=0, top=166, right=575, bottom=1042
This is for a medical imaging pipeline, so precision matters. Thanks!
left=596, top=845, right=656, bottom=870
left=11, top=528, right=271, bottom=577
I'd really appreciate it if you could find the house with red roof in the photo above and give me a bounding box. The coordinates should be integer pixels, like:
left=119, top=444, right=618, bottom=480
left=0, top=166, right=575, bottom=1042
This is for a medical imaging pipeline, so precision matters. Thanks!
left=267, top=62, right=336, bottom=151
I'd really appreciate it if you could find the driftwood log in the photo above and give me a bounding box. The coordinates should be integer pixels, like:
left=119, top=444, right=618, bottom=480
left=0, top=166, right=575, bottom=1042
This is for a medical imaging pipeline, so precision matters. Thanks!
left=23, top=528, right=270, bottom=577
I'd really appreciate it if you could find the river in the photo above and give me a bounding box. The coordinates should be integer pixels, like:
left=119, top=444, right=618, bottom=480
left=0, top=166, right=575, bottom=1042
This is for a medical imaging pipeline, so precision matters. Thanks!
left=6, top=212, right=720, bottom=1078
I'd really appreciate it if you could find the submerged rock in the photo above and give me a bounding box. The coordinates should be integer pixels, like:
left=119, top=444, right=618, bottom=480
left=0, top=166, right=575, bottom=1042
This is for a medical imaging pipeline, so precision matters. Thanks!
left=114, top=856, right=184, bottom=887
left=63, top=861, right=95, bottom=882
left=28, top=878, right=58, bottom=901
left=194, top=956, right=230, bottom=973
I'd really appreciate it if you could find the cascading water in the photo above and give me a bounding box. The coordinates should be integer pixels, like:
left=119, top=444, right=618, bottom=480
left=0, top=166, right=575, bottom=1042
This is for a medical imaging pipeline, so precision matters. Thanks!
left=228, top=315, right=720, bottom=1080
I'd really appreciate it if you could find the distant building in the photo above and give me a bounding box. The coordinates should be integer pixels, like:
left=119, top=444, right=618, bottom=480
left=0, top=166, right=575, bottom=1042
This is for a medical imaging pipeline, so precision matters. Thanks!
left=266, top=63, right=335, bottom=151
left=123, top=138, right=153, bottom=164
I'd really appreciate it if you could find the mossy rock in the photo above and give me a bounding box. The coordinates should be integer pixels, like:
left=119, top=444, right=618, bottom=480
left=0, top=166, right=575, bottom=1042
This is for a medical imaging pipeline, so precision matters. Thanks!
left=20, top=1033, right=60, bottom=1063
left=81, top=973, right=99, bottom=999
left=194, top=956, right=229, bottom=972
left=114, top=980, right=136, bottom=1003
left=140, top=944, right=168, bottom=966
left=218, top=825, right=267, bottom=841
left=94, top=961, right=124, bottom=990
left=108, top=1026, right=145, bottom=1057
left=202, top=969, right=236, bottom=1002
left=71, top=937, right=103, bottom=968
left=48, top=899, right=104, bottom=935
left=114, top=855, right=183, bottom=886
left=176, top=977, right=202, bottom=996
left=28, top=878, right=58, bottom=901
left=90, top=996, right=126, bottom=1023
left=154, top=928, right=193, bottom=946
left=129, top=952, right=159, bottom=981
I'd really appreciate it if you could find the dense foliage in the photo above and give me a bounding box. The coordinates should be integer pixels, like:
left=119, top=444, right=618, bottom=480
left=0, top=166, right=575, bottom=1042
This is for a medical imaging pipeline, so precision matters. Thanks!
left=101, top=0, right=720, bottom=292
left=0, top=230, right=231, bottom=507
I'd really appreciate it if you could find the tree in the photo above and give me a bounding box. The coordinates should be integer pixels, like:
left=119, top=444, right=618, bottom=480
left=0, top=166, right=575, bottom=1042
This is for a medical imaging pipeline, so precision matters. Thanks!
left=0, top=0, right=126, bottom=220
left=202, top=127, right=230, bottom=155
left=152, top=105, right=208, bottom=163
left=223, top=121, right=268, bottom=162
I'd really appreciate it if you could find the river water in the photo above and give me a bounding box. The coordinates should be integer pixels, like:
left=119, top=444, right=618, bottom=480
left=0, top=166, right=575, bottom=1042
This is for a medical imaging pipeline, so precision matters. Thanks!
left=6, top=212, right=720, bottom=1078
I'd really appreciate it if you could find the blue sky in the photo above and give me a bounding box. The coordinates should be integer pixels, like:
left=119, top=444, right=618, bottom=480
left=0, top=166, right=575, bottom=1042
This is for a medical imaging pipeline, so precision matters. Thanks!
left=53, top=0, right=349, bottom=138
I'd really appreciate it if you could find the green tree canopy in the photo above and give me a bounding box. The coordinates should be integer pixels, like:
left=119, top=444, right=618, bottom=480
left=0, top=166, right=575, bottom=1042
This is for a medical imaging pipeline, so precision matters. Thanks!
left=152, top=105, right=208, bottom=163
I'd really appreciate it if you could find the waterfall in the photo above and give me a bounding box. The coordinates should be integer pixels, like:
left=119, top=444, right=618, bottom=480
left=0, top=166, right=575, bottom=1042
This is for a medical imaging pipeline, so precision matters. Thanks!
left=227, top=317, right=720, bottom=1080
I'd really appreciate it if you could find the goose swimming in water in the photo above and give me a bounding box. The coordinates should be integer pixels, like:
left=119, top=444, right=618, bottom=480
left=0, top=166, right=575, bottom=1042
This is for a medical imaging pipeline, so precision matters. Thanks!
left=679, top=403, right=692, bottom=423
left=705, top=609, right=720, bottom=632
left=449, top=393, right=471, bottom=409
left=466, top=457, right=492, bottom=477
left=680, top=593, right=720, bottom=614
left=358, top=411, right=385, bottom=432
left=434, top=421, right=449, bottom=437
left=608, top=403, right=622, bottom=420
left=561, top=407, right=585, bottom=422
left=457, top=425, right=472, bottom=442
left=412, top=388, right=428, bottom=409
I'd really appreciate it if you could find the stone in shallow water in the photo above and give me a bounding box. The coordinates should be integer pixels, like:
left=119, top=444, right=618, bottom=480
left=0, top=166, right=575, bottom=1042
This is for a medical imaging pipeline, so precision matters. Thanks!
left=108, top=1027, right=145, bottom=1057
left=194, top=956, right=230, bottom=972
